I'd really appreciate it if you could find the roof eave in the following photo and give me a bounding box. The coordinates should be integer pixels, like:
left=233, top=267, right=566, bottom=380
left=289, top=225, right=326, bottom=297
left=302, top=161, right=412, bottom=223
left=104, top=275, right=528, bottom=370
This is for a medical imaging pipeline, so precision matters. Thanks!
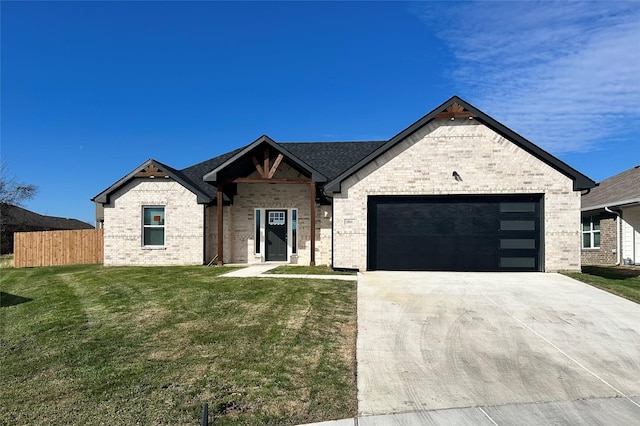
left=581, top=198, right=640, bottom=212
left=203, top=135, right=327, bottom=184
left=325, top=96, right=596, bottom=193
left=92, top=159, right=213, bottom=205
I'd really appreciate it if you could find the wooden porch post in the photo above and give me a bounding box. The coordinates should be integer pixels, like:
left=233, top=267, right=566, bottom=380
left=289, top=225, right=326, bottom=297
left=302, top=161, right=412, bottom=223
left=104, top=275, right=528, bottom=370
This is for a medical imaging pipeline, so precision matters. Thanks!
left=309, top=182, right=316, bottom=266
left=217, top=185, right=224, bottom=266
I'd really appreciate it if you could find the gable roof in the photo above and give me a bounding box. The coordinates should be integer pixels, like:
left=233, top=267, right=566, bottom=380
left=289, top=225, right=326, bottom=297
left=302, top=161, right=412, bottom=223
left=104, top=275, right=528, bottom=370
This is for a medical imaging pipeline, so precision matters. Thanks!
left=1, top=203, right=94, bottom=230
left=92, top=159, right=215, bottom=204
left=324, top=96, right=596, bottom=192
left=92, top=141, right=386, bottom=206
left=202, top=135, right=329, bottom=183
left=582, top=165, right=640, bottom=211
left=94, top=96, right=595, bottom=205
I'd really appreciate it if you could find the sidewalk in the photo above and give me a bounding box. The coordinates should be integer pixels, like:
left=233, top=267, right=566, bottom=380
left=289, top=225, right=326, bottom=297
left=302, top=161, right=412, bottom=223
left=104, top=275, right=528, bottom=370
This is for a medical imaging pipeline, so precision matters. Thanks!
left=220, top=264, right=357, bottom=281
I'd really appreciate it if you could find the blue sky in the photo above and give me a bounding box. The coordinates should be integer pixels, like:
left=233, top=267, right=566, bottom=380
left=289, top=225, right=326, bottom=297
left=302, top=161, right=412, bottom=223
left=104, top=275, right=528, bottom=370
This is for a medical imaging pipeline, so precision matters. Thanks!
left=2, top=1, right=639, bottom=225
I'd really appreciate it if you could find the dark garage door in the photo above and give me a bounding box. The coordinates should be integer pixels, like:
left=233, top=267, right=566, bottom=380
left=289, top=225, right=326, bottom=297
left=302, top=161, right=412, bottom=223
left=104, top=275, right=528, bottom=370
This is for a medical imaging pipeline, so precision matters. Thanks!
left=368, top=195, right=542, bottom=271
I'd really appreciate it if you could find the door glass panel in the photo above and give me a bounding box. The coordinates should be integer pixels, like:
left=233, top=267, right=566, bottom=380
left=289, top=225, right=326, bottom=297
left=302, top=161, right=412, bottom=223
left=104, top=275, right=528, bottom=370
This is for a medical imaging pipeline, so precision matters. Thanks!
left=500, top=202, right=536, bottom=213
left=500, top=239, right=536, bottom=249
left=500, top=257, right=535, bottom=268
left=255, top=210, right=261, bottom=254
left=500, top=220, right=535, bottom=231
left=268, top=211, right=285, bottom=225
left=291, top=209, right=297, bottom=254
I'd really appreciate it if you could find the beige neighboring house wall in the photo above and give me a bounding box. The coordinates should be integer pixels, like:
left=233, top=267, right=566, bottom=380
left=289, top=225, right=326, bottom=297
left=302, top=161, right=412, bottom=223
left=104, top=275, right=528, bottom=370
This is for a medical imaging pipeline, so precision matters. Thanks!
left=103, top=179, right=204, bottom=265
left=622, top=205, right=640, bottom=264
left=331, top=119, right=581, bottom=272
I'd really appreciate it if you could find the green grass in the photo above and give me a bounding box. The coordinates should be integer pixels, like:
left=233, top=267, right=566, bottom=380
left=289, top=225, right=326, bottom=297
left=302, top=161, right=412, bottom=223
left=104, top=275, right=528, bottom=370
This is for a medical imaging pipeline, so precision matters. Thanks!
left=0, top=265, right=357, bottom=425
left=564, top=265, right=640, bottom=303
left=266, top=265, right=356, bottom=276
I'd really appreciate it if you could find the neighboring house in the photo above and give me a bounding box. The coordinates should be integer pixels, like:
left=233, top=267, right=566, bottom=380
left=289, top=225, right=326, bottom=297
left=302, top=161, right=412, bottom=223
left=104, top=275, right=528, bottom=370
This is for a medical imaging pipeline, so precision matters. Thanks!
left=0, top=203, right=94, bottom=254
left=92, top=96, right=595, bottom=272
left=581, top=165, right=640, bottom=266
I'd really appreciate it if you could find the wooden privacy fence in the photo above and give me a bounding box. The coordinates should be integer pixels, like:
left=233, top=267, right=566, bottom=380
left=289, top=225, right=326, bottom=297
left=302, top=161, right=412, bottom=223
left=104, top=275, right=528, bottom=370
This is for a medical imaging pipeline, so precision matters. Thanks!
left=14, top=229, right=103, bottom=268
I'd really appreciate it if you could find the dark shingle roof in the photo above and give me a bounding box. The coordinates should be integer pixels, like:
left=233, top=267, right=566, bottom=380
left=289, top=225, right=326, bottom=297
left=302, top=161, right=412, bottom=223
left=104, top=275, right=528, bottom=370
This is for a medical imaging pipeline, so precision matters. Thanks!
left=1, top=203, right=94, bottom=230
left=582, top=165, right=640, bottom=210
left=179, top=141, right=385, bottom=191
left=281, top=141, right=386, bottom=180
left=180, top=148, right=242, bottom=200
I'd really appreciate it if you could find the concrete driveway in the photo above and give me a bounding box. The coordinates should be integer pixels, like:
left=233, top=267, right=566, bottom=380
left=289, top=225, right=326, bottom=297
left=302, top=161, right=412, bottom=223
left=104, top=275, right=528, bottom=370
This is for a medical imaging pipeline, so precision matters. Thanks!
left=357, top=272, right=640, bottom=425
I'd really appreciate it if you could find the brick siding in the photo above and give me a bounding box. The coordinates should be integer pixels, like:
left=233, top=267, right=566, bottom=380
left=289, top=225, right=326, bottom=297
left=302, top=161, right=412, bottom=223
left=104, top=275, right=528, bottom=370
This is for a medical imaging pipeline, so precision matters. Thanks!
left=103, top=179, right=204, bottom=265
left=332, top=119, right=582, bottom=272
left=581, top=214, right=617, bottom=265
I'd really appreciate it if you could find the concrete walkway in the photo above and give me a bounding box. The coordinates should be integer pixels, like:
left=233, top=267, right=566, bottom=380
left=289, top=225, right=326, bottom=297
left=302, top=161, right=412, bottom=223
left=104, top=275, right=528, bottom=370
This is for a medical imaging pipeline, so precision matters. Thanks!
left=220, top=264, right=357, bottom=280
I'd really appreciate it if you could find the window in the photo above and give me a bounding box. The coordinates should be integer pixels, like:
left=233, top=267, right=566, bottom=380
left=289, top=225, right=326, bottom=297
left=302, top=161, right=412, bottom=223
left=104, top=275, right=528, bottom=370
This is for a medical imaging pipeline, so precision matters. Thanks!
left=143, top=207, right=165, bottom=246
left=582, top=216, right=600, bottom=249
left=255, top=209, right=261, bottom=254
left=268, top=211, right=285, bottom=225
left=291, top=209, right=297, bottom=254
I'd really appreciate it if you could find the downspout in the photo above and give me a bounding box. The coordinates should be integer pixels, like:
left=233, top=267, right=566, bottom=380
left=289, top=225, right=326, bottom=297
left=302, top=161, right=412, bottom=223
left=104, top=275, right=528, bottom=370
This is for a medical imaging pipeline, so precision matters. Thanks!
left=604, top=206, right=621, bottom=266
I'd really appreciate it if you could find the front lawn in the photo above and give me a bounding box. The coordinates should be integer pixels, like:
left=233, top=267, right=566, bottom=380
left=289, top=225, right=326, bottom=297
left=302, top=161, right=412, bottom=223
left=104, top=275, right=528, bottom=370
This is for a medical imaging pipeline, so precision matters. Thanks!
left=564, top=265, right=640, bottom=303
left=0, top=265, right=357, bottom=425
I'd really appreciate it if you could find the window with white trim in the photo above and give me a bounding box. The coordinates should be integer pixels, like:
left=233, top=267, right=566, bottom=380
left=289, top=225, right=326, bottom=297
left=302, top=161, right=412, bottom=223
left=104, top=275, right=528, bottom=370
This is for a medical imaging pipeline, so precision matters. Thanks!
left=143, top=206, right=165, bottom=246
left=582, top=215, right=600, bottom=249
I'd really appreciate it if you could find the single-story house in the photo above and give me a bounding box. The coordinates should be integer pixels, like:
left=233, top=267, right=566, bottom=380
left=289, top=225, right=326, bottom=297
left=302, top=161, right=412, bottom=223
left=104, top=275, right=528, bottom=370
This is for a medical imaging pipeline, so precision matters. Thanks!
left=0, top=203, right=94, bottom=254
left=581, top=165, right=640, bottom=266
left=92, top=96, right=595, bottom=272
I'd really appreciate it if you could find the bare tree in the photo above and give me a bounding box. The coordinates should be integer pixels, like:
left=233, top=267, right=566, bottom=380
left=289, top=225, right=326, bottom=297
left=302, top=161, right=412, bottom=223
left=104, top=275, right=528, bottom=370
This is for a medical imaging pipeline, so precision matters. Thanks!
left=0, top=161, right=37, bottom=206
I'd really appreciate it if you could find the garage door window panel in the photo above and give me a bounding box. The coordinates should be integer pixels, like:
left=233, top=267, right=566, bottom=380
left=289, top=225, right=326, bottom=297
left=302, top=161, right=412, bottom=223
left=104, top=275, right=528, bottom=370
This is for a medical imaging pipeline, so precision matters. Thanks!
left=500, top=220, right=536, bottom=231
left=500, top=257, right=536, bottom=268
left=500, top=239, right=536, bottom=249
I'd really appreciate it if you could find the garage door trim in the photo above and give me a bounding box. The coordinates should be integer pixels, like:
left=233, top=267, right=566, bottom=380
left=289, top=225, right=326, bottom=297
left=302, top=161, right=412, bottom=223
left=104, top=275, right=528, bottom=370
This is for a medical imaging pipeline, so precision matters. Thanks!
left=367, top=194, right=544, bottom=272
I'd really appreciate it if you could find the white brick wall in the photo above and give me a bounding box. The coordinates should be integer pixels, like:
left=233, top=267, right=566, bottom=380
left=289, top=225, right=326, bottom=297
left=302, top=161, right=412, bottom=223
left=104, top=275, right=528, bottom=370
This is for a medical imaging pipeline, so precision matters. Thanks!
left=331, top=119, right=581, bottom=272
left=204, top=162, right=331, bottom=266
left=103, top=179, right=204, bottom=265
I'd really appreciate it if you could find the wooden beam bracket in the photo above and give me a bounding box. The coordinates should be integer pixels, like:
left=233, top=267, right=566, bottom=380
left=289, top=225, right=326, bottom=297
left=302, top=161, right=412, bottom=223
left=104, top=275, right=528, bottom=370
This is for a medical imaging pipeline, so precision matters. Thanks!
left=135, top=164, right=168, bottom=178
left=435, top=102, right=477, bottom=120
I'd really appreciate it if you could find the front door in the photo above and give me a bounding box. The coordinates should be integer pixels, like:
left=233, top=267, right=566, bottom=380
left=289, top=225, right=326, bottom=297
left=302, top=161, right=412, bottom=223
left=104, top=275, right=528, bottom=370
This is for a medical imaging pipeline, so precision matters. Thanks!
left=266, top=210, right=287, bottom=261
